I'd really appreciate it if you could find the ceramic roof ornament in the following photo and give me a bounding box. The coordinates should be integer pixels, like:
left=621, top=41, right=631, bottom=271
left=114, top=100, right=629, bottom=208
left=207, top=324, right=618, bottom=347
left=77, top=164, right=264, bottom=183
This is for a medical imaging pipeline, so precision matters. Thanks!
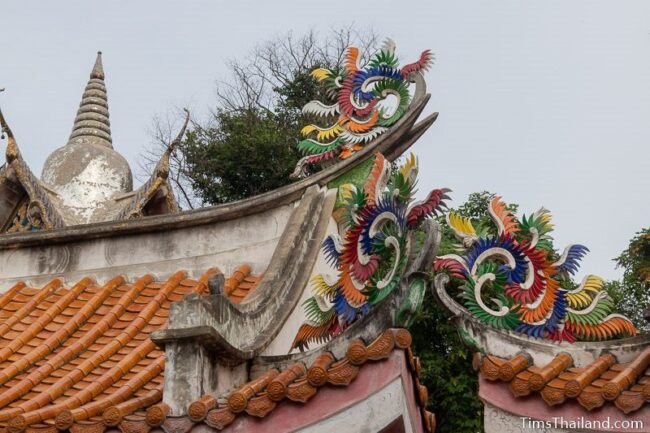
left=433, top=197, right=650, bottom=426
left=292, top=153, right=450, bottom=351
left=291, top=39, right=433, bottom=178
left=435, top=196, right=637, bottom=342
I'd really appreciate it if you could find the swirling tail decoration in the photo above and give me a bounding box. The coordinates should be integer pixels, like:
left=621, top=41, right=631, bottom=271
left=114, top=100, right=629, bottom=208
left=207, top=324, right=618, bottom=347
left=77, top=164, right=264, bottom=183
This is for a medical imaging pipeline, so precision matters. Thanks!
left=565, top=314, right=638, bottom=341
left=435, top=198, right=637, bottom=342
left=291, top=152, right=449, bottom=351
left=291, top=316, right=338, bottom=352
left=293, top=39, right=433, bottom=171
left=434, top=257, right=466, bottom=279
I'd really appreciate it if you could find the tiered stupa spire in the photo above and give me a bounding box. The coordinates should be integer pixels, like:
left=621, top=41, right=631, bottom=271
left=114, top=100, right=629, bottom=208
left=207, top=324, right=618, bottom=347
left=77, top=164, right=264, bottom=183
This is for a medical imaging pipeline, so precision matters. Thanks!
left=40, top=51, right=133, bottom=224
left=0, top=51, right=180, bottom=230
left=67, top=52, right=113, bottom=148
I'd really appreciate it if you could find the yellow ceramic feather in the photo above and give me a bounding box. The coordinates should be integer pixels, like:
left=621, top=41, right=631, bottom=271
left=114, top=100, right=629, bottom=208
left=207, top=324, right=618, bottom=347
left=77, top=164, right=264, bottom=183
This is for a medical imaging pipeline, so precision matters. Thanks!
left=448, top=212, right=476, bottom=237
left=316, top=125, right=342, bottom=141
left=567, top=275, right=604, bottom=308
left=399, top=153, right=418, bottom=181
left=310, top=68, right=331, bottom=81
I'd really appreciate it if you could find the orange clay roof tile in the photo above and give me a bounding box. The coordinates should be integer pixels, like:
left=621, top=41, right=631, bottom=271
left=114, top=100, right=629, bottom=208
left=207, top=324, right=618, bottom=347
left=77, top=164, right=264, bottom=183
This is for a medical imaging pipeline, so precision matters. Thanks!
left=478, top=348, right=650, bottom=414
left=176, top=329, right=435, bottom=433
left=0, top=265, right=261, bottom=433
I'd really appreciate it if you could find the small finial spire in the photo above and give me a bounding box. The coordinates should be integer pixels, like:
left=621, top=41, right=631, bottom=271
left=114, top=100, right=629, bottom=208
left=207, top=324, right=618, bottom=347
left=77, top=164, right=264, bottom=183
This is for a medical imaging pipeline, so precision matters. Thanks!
left=91, top=51, right=104, bottom=80
left=67, top=52, right=112, bottom=148
left=155, top=108, right=190, bottom=178
left=0, top=99, right=21, bottom=163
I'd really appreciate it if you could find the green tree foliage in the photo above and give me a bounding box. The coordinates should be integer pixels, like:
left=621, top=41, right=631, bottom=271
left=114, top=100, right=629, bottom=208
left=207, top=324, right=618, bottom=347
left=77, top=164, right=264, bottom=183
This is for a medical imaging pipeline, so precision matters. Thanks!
left=182, top=65, right=348, bottom=204
left=409, top=192, right=503, bottom=433
left=610, top=228, right=650, bottom=331
left=179, top=71, right=313, bottom=205
left=182, top=105, right=303, bottom=204
left=142, top=29, right=378, bottom=207
left=411, top=296, right=483, bottom=433
left=455, top=191, right=499, bottom=219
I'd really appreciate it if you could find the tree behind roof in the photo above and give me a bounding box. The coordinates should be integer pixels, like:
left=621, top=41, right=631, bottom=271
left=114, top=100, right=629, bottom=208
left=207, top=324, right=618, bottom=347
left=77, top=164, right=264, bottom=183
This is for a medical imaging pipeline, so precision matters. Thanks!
left=140, top=28, right=378, bottom=207
left=612, top=228, right=650, bottom=331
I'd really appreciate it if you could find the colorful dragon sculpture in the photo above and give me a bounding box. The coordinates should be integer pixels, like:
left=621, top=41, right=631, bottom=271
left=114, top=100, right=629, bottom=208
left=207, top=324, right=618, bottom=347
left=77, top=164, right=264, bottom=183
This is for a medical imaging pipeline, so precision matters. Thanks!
left=291, top=39, right=432, bottom=177
left=291, top=153, right=449, bottom=351
left=435, top=197, right=637, bottom=342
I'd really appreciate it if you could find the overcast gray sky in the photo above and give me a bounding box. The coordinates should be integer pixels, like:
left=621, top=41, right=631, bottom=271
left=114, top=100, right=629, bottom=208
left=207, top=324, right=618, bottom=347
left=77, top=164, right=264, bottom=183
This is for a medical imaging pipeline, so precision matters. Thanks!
left=1, top=1, right=649, bottom=280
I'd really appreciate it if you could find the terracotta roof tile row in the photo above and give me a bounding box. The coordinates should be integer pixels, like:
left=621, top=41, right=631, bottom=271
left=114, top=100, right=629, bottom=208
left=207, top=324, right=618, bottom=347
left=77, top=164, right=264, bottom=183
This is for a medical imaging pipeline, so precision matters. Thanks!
left=0, top=264, right=261, bottom=433
left=222, top=265, right=262, bottom=304
left=476, top=346, right=650, bottom=414
left=144, top=329, right=436, bottom=433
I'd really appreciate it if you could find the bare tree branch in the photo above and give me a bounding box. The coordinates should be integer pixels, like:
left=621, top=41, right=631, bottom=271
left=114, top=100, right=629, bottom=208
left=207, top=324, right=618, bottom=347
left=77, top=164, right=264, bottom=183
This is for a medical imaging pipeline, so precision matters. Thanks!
left=215, top=26, right=379, bottom=113
left=138, top=107, right=200, bottom=209
left=139, top=26, right=378, bottom=210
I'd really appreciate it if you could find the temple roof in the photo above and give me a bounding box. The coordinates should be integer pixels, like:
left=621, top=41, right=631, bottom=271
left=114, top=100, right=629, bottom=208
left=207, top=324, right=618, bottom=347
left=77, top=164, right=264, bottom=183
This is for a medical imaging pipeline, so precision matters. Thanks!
left=157, top=329, right=435, bottom=432
left=0, top=44, right=442, bottom=433
left=0, top=266, right=435, bottom=433
left=0, top=265, right=261, bottom=433
left=477, top=349, right=650, bottom=415
left=0, top=45, right=438, bottom=237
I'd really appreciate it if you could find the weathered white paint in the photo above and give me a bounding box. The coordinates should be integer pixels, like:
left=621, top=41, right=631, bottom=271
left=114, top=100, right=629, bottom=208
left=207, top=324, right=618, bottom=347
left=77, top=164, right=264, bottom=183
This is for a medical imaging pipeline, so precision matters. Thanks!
left=484, top=403, right=570, bottom=433
left=458, top=314, right=650, bottom=366
left=294, top=378, right=413, bottom=433
left=48, top=154, right=125, bottom=221
left=436, top=276, right=650, bottom=366
left=41, top=143, right=133, bottom=224
left=0, top=203, right=294, bottom=288
left=261, top=214, right=340, bottom=356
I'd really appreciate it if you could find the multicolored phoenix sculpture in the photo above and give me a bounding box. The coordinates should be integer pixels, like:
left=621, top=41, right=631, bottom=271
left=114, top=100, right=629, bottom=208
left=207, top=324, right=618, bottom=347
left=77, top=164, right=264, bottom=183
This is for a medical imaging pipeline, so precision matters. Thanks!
left=292, top=40, right=432, bottom=177
left=291, top=153, right=449, bottom=351
left=435, top=197, right=637, bottom=342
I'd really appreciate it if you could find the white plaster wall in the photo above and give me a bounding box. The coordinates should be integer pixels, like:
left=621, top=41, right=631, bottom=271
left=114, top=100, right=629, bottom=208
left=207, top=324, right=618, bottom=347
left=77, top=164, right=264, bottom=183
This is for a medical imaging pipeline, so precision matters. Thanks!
left=261, top=215, right=340, bottom=356
left=295, top=378, right=413, bottom=433
left=484, top=404, right=571, bottom=433
left=0, top=203, right=295, bottom=288
left=461, top=316, right=650, bottom=366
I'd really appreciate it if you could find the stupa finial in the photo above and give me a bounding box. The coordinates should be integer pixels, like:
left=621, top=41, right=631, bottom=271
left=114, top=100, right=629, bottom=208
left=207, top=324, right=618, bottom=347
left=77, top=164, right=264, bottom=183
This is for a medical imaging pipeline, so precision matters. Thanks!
left=67, top=51, right=112, bottom=148
left=90, top=51, right=104, bottom=80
